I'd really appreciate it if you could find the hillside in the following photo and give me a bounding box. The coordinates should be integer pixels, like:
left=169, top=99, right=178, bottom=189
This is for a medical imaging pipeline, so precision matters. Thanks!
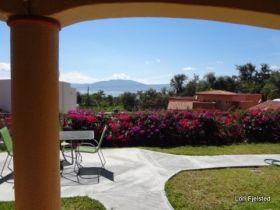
left=71, top=79, right=170, bottom=96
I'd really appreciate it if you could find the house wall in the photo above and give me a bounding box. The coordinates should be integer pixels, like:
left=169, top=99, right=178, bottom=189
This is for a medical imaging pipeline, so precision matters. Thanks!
left=197, top=94, right=236, bottom=111
left=232, top=94, right=262, bottom=109
left=233, top=94, right=262, bottom=103
left=193, top=101, right=216, bottom=110
left=196, top=93, right=262, bottom=111
left=239, top=101, right=257, bottom=110
left=0, top=80, right=11, bottom=112
left=59, top=82, right=77, bottom=113
left=0, top=80, right=77, bottom=113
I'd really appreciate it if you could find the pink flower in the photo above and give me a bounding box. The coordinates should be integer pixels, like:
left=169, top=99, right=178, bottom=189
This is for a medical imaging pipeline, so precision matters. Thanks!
left=86, top=115, right=96, bottom=123
left=249, top=110, right=258, bottom=116
left=183, top=112, right=192, bottom=119
left=243, top=116, right=250, bottom=123
left=119, top=114, right=130, bottom=122
left=225, top=116, right=232, bottom=124
left=106, top=135, right=113, bottom=140
left=109, top=122, right=119, bottom=132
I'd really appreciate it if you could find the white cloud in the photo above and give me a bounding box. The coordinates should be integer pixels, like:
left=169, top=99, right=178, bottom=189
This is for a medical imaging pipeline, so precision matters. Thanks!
left=59, top=71, right=97, bottom=83
left=0, top=72, right=10, bottom=79
left=136, top=74, right=172, bottom=84
left=144, top=61, right=150, bottom=65
left=207, top=66, right=214, bottom=71
left=0, top=62, right=11, bottom=79
left=182, top=66, right=194, bottom=71
left=109, top=73, right=130, bottom=80
left=145, top=58, right=161, bottom=65
left=60, top=72, right=130, bottom=83
left=271, top=65, right=280, bottom=70
left=0, top=62, right=10, bottom=72
left=216, top=61, right=224, bottom=64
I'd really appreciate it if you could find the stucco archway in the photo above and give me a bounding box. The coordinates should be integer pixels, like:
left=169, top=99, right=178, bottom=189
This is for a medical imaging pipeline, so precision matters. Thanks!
left=1, top=1, right=280, bottom=28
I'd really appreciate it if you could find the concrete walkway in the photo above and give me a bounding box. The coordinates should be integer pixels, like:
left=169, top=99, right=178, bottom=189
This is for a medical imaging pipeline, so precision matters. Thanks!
left=1, top=148, right=280, bottom=210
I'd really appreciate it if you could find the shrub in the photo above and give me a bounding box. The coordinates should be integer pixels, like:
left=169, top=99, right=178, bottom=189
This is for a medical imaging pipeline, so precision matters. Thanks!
left=241, top=109, right=280, bottom=143
left=63, top=109, right=280, bottom=147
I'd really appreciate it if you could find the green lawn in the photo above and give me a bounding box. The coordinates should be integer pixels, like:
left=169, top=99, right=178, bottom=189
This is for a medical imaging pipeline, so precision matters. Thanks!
left=0, top=196, right=105, bottom=210
left=166, top=166, right=280, bottom=210
left=143, top=143, right=280, bottom=156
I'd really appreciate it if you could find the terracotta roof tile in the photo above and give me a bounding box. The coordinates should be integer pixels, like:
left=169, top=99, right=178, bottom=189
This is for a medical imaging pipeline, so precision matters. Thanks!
left=167, top=100, right=193, bottom=110
left=248, top=100, right=280, bottom=111
left=196, top=90, right=237, bottom=95
left=169, top=96, right=194, bottom=101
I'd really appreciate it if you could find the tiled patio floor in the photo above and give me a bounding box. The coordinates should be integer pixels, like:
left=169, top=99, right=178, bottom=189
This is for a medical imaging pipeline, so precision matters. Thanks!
left=1, top=148, right=279, bottom=210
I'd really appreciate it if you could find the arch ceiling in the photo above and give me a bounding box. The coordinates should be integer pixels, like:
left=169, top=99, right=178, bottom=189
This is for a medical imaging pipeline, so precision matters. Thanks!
left=0, top=0, right=280, bottom=28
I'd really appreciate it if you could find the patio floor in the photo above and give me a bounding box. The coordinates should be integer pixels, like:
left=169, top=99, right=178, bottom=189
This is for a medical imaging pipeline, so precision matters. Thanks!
left=1, top=148, right=280, bottom=210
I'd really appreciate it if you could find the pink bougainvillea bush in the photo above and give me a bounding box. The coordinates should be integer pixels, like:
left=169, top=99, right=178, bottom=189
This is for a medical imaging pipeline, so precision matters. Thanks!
left=241, top=109, right=280, bottom=142
left=63, top=109, right=280, bottom=147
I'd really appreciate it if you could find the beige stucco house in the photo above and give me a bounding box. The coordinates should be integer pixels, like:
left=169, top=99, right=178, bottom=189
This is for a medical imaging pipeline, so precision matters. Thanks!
left=0, top=79, right=77, bottom=113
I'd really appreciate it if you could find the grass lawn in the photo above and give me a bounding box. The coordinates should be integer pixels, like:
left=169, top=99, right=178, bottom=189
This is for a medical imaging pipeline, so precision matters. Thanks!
left=143, top=143, right=280, bottom=156
left=166, top=166, right=280, bottom=210
left=0, top=196, right=105, bottom=210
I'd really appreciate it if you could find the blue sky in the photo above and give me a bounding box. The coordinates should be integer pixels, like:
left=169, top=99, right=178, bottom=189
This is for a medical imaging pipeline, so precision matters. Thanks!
left=1, top=17, right=280, bottom=84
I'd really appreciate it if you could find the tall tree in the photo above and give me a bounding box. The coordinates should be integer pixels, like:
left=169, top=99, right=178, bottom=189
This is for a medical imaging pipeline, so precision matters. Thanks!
left=202, top=73, right=237, bottom=92
left=236, top=63, right=273, bottom=93
left=204, top=72, right=216, bottom=89
left=85, top=86, right=92, bottom=106
left=77, top=91, right=83, bottom=105
left=236, top=63, right=257, bottom=81
left=261, top=71, right=280, bottom=99
left=170, top=74, right=187, bottom=95
left=215, top=76, right=237, bottom=92
left=236, top=63, right=258, bottom=93
left=106, top=95, right=114, bottom=106
left=120, top=92, right=137, bottom=111
left=139, top=88, right=168, bottom=110
left=92, top=90, right=105, bottom=109
left=182, top=74, right=199, bottom=96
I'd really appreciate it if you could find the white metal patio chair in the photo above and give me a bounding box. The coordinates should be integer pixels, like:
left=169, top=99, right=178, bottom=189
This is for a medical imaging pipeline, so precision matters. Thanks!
left=74, top=125, right=108, bottom=180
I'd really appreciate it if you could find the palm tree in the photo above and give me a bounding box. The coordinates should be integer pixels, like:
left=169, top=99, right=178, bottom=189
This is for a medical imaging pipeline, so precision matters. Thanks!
left=170, top=74, right=187, bottom=95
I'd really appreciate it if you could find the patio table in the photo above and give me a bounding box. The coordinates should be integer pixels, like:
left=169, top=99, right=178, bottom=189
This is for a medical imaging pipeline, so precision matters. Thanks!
left=60, top=130, right=94, bottom=141
left=59, top=130, right=94, bottom=170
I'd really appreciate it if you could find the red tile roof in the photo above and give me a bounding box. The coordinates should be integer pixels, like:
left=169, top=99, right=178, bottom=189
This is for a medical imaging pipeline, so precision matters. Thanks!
left=248, top=100, right=280, bottom=111
left=196, top=90, right=237, bottom=95
left=167, top=100, right=193, bottom=110
left=169, top=96, right=194, bottom=101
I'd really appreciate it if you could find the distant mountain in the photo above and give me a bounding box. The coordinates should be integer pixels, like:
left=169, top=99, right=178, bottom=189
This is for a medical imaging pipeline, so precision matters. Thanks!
left=71, top=79, right=170, bottom=96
